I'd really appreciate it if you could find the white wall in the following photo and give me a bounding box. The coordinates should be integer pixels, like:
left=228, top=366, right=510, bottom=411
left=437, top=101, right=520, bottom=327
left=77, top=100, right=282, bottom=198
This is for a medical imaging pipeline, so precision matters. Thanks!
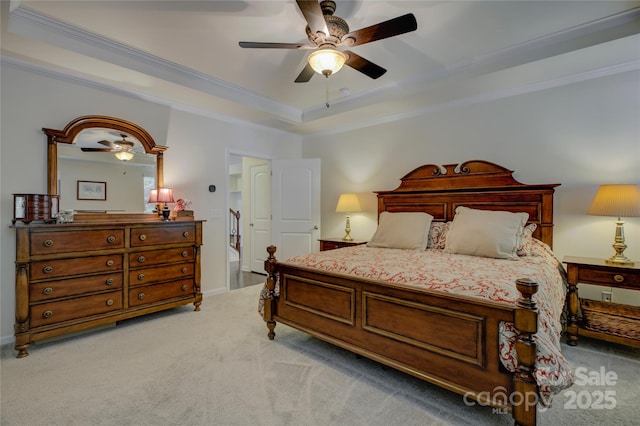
left=304, top=70, right=640, bottom=265
left=0, top=65, right=302, bottom=342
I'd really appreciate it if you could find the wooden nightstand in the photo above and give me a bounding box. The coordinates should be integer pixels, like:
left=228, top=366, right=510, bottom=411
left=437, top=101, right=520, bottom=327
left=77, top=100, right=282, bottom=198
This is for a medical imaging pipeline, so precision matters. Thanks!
left=564, top=256, right=640, bottom=347
left=319, top=238, right=368, bottom=251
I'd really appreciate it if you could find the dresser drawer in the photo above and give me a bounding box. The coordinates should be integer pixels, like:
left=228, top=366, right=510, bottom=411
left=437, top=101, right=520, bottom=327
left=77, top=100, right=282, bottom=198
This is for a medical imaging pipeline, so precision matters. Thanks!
left=129, top=247, right=195, bottom=267
left=30, top=229, right=124, bottom=255
left=30, top=273, right=123, bottom=302
left=130, top=224, right=195, bottom=247
left=30, top=292, right=122, bottom=327
left=30, top=254, right=123, bottom=281
left=129, top=279, right=194, bottom=307
left=578, top=266, right=640, bottom=289
left=129, top=263, right=194, bottom=287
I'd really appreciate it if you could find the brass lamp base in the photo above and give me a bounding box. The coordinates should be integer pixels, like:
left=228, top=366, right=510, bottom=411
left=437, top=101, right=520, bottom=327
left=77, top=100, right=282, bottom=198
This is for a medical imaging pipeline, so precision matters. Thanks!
left=342, top=215, right=353, bottom=241
left=605, top=257, right=634, bottom=266
left=605, top=218, right=635, bottom=266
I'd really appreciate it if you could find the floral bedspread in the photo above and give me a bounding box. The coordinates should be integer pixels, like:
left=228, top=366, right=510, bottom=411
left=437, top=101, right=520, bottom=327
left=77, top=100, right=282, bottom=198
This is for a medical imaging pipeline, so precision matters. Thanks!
left=260, top=239, right=573, bottom=406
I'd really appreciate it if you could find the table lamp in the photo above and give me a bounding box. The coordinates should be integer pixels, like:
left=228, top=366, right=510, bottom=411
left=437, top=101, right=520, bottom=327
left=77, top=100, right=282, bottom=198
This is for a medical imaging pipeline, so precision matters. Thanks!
left=156, top=188, right=175, bottom=221
left=336, top=193, right=361, bottom=241
left=587, top=184, right=640, bottom=265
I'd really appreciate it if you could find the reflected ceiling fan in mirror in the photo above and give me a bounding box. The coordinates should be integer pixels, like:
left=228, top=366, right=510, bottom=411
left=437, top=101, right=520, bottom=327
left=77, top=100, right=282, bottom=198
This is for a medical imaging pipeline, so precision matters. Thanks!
left=81, top=134, right=135, bottom=161
left=239, top=0, right=417, bottom=82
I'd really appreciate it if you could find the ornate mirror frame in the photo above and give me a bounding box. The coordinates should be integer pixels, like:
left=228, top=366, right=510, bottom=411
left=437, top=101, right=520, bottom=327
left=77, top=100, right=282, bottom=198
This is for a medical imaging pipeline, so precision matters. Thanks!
left=43, top=115, right=168, bottom=219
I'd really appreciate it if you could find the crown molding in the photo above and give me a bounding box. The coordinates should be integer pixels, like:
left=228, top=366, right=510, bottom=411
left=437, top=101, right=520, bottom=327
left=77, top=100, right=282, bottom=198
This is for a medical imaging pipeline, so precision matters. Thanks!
left=0, top=55, right=297, bottom=138
left=306, top=60, right=640, bottom=139
left=8, top=6, right=302, bottom=124
left=6, top=5, right=640, bottom=138
left=302, top=7, right=640, bottom=122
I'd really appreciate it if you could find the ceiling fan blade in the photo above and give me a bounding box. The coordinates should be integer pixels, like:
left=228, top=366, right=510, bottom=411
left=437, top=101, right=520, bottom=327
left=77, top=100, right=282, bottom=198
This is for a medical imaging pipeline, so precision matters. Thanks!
left=98, top=140, right=116, bottom=148
left=239, top=41, right=308, bottom=49
left=81, top=148, right=114, bottom=152
left=344, top=51, right=387, bottom=79
left=296, top=0, right=329, bottom=37
left=295, top=63, right=315, bottom=83
left=341, top=13, right=417, bottom=47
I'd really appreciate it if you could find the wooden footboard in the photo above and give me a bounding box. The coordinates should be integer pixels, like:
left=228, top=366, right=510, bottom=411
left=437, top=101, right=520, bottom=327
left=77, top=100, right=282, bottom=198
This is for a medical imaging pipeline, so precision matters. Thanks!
left=263, top=245, right=539, bottom=426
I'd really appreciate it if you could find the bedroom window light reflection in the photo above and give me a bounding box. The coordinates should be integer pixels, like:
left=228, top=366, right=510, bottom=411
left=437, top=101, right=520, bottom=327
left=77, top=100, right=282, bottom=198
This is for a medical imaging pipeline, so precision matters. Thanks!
left=336, top=193, right=361, bottom=242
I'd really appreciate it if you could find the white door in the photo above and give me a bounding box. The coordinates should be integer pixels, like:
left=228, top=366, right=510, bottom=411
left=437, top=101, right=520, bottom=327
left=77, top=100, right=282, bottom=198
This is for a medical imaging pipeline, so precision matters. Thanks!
left=249, top=162, right=272, bottom=273
left=271, top=159, right=321, bottom=261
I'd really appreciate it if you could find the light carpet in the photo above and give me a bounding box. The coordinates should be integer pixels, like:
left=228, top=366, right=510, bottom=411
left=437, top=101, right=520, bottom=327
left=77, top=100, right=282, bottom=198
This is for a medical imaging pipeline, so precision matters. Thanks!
left=1, top=284, right=638, bottom=425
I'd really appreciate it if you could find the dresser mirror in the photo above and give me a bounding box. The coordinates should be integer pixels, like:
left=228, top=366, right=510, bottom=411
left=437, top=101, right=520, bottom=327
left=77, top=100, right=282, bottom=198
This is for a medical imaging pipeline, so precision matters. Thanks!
left=43, top=116, right=167, bottom=218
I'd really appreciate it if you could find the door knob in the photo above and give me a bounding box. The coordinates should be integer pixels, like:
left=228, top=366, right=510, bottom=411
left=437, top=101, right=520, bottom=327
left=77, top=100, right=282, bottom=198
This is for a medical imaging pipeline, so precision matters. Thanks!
left=313, top=225, right=319, bottom=230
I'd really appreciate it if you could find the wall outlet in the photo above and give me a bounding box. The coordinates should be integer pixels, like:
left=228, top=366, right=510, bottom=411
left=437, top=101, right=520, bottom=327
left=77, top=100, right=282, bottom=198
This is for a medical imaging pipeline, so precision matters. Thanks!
left=601, top=291, right=612, bottom=303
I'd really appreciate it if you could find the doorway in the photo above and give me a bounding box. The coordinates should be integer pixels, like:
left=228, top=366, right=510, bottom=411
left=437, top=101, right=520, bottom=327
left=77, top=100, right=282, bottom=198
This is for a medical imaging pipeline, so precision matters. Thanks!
left=228, top=154, right=270, bottom=290
left=227, top=154, right=322, bottom=291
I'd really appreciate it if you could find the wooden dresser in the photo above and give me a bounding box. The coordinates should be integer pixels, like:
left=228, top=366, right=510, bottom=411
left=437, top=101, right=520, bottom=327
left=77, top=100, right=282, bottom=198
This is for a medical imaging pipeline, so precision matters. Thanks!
left=13, top=220, right=204, bottom=358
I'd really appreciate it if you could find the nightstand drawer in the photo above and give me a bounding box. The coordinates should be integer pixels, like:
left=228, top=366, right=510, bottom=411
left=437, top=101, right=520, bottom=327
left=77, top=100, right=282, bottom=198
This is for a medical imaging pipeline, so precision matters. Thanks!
left=578, top=266, right=640, bottom=289
left=321, top=241, right=345, bottom=251
left=319, top=238, right=367, bottom=251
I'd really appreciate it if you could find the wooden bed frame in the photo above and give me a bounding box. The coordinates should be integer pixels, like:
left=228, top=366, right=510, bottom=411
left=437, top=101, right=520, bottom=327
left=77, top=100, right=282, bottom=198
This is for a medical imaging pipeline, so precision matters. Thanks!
left=262, top=160, right=559, bottom=426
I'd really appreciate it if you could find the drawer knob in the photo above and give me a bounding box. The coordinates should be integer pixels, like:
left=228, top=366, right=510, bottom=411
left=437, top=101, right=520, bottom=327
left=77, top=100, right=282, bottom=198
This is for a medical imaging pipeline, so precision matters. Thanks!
left=43, top=266, right=53, bottom=274
left=107, top=235, right=116, bottom=243
left=43, top=310, right=53, bottom=319
left=613, top=274, right=625, bottom=283
left=106, top=299, right=114, bottom=306
left=181, top=284, right=188, bottom=291
left=105, top=278, right=114, bottom=286
left=43, top=239, right=54, bottom=247
left=139, top=234, right=147, bottom=241
left=106, top=259, right=114, bottom=267
left=183, top=231, right=190, bottom=238
left=43, top=287, right=53, bottom=295
left=138, top=293, right=145, bottom=300
left=137, top=255, right=146, bottom=263
left=182, top=267, right=188, bottom=274
left=138, top=273, right=145, bottom=281
left=181, top=251, right=188, bottom=258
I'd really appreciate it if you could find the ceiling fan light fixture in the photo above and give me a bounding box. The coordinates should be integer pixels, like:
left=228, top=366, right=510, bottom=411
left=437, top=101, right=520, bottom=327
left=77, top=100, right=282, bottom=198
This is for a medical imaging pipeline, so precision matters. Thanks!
left=115, top=150, right=134, bottom=161
left=308, top=48, right=347, bottom=76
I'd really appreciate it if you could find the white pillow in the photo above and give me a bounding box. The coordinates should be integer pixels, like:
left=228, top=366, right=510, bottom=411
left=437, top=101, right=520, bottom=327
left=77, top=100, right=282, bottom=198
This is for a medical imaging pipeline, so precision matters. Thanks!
left=367, top=212, right=433, bottom=250
left=444, top=207, right=529, bottom=259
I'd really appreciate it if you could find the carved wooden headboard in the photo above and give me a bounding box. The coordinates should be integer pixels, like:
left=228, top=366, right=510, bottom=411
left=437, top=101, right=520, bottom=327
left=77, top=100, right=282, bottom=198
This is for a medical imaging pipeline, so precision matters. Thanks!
left=375, top=160, right=559, bottom=247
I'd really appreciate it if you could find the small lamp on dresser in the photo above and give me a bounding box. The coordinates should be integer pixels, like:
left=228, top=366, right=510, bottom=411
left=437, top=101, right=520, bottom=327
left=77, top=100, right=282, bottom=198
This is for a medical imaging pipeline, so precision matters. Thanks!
left=587, top=184, right=640, bottom=265
left=336, top=193, right=361, bottom=241
left=156, top=188, right=175, bottom=221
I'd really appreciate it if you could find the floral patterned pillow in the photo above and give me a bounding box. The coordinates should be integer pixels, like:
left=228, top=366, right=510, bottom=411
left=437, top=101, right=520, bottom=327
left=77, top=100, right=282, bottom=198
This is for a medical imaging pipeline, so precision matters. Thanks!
left=427, top=222, right=451, bottom=249
left=517, top=223, right=538, bottom=256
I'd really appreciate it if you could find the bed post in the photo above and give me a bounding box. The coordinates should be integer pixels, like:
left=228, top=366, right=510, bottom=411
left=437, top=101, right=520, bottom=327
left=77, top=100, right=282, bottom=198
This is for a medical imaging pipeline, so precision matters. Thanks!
left=513, top=278, right=539, bottom=426
left=263, top=245, right=278, bottom=340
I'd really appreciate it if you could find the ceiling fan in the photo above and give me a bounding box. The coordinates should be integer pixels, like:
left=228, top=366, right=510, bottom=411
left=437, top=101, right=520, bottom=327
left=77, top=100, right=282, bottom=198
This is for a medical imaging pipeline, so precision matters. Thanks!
left=81, top=134, right=135, bottom=161
left=239, top=0, right=417, bottom=82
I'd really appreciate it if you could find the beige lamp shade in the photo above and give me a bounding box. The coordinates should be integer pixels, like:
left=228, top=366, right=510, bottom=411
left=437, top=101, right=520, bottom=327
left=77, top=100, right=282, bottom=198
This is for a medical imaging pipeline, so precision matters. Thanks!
left=588, top=184, right=640, bottom=218
left=336, top=194, right=361, bottom=213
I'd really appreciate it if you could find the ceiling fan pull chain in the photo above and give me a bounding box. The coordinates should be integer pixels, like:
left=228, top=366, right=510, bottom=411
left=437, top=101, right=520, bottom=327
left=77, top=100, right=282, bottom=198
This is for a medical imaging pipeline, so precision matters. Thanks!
left=325, top=76, right=330, bottom=108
